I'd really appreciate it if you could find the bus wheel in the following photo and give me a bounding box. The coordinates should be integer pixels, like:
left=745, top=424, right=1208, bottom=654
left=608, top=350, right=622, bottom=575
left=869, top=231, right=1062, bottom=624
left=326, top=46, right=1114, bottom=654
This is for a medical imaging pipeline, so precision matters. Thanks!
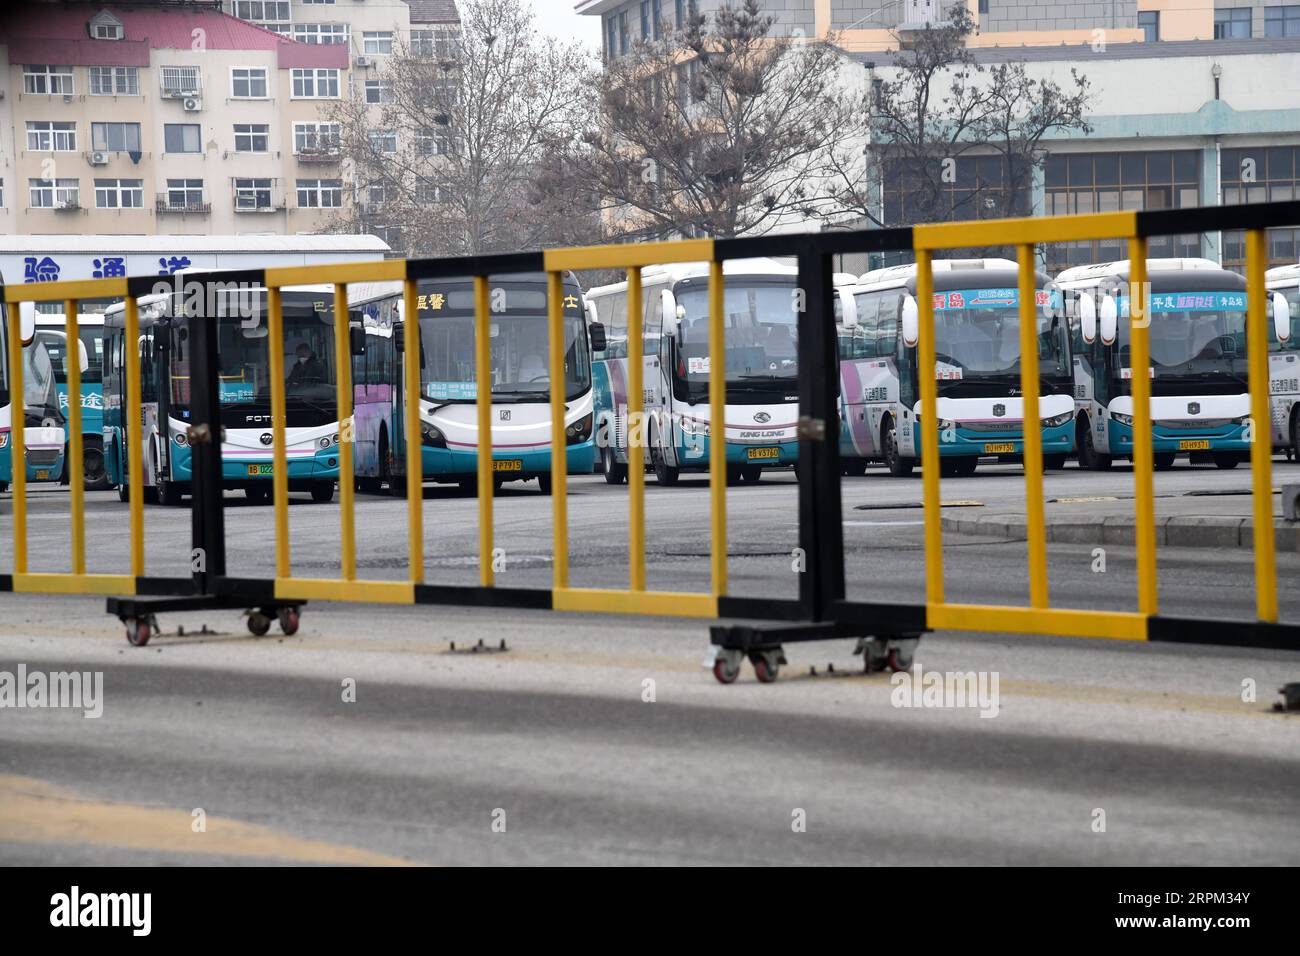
left=601, top=443, right=627, bottom=484
left=537, top=474, right=553, bottom=495
left=83, top=439, right=111, bottom=491
left=1081, top=425, right=1112, bottom=471
left=310, top=481, right=336, bottom=503
left=651, top=447, right=679, bottom=486
left=741, top=465, right=763, bottom=483
left=842, top=459, right=868, bottom=477
left=954, top=456, right=978, bottom=477
left=1154, top=453, right=1176, bottom=471
left=117, top=481, right=130, bottom=503
left=245, top=485, right=270, bottom=505
left=1042, top=454, right=1066, bottom=471
left=1289, top=412, right=1299, bottom=461
left=1212, top=452, right=1240, bottom=470
left=0, top=481, right=7, bottom=494
left=882, top=418, right=913, bottom=477
left=156, top=476, right=184, bottom=507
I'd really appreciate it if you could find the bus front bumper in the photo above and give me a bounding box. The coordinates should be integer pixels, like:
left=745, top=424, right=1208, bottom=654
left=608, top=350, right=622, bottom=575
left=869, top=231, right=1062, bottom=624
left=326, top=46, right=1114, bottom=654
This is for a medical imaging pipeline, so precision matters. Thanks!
left=673, top=437, right=799, bottom=469
left=420, top=440, right=596, bottom=480
left=168, top=443, right=342, bottom=483
left=1107, top=419, right=1251, bottom=454
left=935, top=422, right=1075, bottom=458
left=0, top=430, right=66, bottom=482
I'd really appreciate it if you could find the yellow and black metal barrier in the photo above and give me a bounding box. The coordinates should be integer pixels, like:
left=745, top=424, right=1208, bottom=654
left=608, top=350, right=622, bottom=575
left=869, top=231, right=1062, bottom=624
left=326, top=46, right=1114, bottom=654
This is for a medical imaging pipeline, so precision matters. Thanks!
left=1, top=199, right=1298, bottom=664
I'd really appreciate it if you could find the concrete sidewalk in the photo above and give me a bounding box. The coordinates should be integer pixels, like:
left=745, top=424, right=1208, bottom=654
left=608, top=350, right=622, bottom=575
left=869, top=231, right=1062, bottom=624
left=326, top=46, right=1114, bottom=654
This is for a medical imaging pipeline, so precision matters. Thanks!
left=941, top=489, right=1300, bottom=551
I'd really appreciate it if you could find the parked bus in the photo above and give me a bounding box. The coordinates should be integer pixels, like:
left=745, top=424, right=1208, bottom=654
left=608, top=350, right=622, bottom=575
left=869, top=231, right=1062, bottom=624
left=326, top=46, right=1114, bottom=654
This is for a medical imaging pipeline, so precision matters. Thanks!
left=347, top=273, right=598, bottom=494
left=586, top=258, right=808, bottom=485
left=102, top=284, right=347, bottom=505
left=33, top=313, right=112, bottom=489
left=1265, top=263, right=1300, bottom=459
left=1, top=300, right=68, bottom=492
left=1054, top=257, right=1281, bottom=470
left=835, top=258, right=1075, bottom=477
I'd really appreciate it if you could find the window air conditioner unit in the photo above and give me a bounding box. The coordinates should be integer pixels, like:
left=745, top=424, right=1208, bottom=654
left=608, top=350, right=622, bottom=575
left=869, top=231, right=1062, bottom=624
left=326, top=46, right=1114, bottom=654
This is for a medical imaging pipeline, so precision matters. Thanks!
left=235, top=193, right=259, bottom=210
left=182, top=96, right=203, bottom=111
left=354, top=56, right=372, bottom=68
left=89, top=150, right=109, bottom=165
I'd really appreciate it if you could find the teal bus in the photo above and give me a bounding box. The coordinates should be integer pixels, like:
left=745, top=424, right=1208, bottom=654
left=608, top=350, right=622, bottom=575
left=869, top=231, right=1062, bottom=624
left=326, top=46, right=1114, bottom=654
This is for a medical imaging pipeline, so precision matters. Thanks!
left=34, top=313, right=112, bottom=489
left=0, top=303, right=67, bottom=491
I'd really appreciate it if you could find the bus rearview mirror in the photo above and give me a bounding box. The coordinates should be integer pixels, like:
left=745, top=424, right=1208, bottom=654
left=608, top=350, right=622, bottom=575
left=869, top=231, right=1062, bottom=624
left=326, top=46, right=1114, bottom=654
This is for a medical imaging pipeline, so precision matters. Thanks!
left=588, top=321, right=607, bottom=353
left=838, top=288, right=858, bottom=328
left=901, top=295, right=918, bottom=348
left=1099, top=295, right=1118, bottom=346
left=661, top=289, right=679, bottom=337
left=1079, top=293, right=1097, bottom=343
left=393, top=320, right=405, bottom=353
left=1272, top=291, right=1291, bottom=342
left=18, top=302, right=36, bottom=345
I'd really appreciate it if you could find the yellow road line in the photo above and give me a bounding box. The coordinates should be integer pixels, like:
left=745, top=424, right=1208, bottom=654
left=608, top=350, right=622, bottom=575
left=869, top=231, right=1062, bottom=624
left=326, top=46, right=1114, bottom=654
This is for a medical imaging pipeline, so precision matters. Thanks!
left=0, top=775, right=414, bottom=865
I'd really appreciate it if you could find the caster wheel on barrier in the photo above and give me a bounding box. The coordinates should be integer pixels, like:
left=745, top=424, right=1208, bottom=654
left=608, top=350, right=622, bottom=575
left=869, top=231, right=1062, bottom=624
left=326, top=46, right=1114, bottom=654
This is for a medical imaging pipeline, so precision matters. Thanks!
left=750, top=647, right=787, bottom=684
left=126, top=618, right=152, bottom=647
left=277, top=606, right=300, bottom=636
left=886, top=648, right=913, bottom=672
left=859, top=638, right=890, bottom=674
left=712, top=649, right=743, bottom=684
left=247, top=611, right=272, bottom=637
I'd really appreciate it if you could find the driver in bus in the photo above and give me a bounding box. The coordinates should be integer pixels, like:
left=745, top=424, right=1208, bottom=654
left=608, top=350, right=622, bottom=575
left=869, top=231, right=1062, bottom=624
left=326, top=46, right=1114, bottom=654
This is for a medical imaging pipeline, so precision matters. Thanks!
left=287, top=342, right=327, bottom=387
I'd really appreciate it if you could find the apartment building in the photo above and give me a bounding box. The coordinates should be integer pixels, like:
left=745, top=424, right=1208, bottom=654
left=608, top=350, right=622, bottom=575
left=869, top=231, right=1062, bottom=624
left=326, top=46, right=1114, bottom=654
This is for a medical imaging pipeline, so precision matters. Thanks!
left=0, top=0, right=459, bottom=240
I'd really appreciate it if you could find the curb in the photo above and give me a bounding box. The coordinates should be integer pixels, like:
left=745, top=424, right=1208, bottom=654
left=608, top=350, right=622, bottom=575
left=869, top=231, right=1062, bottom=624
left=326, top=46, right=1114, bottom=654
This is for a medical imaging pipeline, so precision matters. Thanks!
left=941, top=513, right=1300, bottom=551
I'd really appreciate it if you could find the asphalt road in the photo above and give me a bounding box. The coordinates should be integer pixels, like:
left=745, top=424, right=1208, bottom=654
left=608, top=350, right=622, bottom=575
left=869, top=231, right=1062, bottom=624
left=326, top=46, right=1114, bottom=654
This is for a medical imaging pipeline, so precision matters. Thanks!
left=2, top=457, right=1299, bottom=865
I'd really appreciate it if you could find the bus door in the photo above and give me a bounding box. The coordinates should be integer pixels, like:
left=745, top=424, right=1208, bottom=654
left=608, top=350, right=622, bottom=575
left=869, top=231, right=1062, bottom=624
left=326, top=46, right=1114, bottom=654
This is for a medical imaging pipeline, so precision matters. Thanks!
left=642, top=282, right=668, bottom=467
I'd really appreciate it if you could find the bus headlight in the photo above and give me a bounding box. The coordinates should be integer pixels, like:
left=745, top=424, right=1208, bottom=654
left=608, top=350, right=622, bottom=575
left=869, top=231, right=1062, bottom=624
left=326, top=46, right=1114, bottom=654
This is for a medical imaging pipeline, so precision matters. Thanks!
left=318, top=436, right=331, bottom=449
left=1042, top=411, right=1073, bottom=428
left=680, top=417, right=709, bottom=437
left=565, top=413, right=593, bottom=445
left=421, top=422, right=447, bottom=448
left=173, top=432, right=188, bottom=446
left=1111, top=412, right=1134, bottom=426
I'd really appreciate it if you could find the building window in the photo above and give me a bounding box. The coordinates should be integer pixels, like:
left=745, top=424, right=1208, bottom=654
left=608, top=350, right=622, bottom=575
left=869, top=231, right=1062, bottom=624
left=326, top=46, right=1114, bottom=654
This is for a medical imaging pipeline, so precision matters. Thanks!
left=606, top=18, right=617, bottom=59
left=978, top=0, right=989, bottom=11
left=411, top=28, right=455, bottom=58
left=363, top=31, right=393, bottom=55
left=233, top=1, right=290, bottom=23
left=164, top=123, right=202, bottom=153
left=294, top=122, right=341, bottom=154
left=301, top=0, right=335, bottom=4
left=363, top=181, right=387, bottom=209
left=675, top=0, right=685, bottom=28
left=1214, top=8, right=1252, bottom=38
left=0, top=179, right=5, bottom=208
left=231, top=68, right=268, bottom=98
left=91, top=122, right=141, bottom=153
left=292, top=68, right=340, bottom=98
left=89, top=66, right=138, bottom=95
left=26, top=121, right=77, bottom=152
left=160, top=66, right=200, bottom=94
left=166, top=179, right=205, bottom=209
left=293, top=23, right=348, bottom=45
left=234, top=178, right=274, bottom=210
left=94, top=178, right=143, bottom=209
left=368, top=131, right=398, bottom=154
left=297, top=178, right=342, bottom=208
left=1138, top=10, right=1159, bottom=41
left=234, top=123, right=270, bottom=152
left=23, top=65, right=75, bottom=95
left=618, top=11, right=629, bottom=54
left=640, top=1, right=650, bottom=38
left=1221, top=145, right=1300, bottom=272
left=1044, top=150, right=1200, bottom=270
left=416, top=179, right=446, bottom=204
left=1265, top=5, right=1300, bottom=36
left=416, top=130, right=451, bottom=155
left=30, top=178, right=80, bottom=208
left=89, top=12, right=124, bottom=40
left=364, top=80, right=391, bottom=104
left=652, top=0, right=662, bottom=38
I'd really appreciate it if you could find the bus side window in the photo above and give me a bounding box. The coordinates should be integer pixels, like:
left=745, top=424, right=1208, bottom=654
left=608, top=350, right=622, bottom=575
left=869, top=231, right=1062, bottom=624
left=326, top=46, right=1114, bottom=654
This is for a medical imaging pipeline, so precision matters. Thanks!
left=875, top=293, right=898, bottom=358
left=643, top=283, right=665, bottom=358
left=607, top=292, right=628, bottom=360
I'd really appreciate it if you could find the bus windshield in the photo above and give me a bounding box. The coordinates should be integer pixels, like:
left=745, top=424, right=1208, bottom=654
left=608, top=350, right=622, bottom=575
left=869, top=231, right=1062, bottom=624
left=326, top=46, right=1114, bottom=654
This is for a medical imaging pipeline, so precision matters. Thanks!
left=0, top=317, right=8, bottom=408
left=674, top=281, right=798, bottom=393
left=1119, top=290, right=1248, bottom=380
left=417, top=289, right=591, bottom=403
left=37, top=326, right=106, bottom=386
left=931, top=288, right=1070, bottom=382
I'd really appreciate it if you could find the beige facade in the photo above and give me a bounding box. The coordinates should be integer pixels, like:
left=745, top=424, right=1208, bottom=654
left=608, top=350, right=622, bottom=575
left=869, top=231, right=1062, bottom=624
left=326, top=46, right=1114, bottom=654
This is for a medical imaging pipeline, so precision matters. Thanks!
left=0, top=1, right=458, bottom=240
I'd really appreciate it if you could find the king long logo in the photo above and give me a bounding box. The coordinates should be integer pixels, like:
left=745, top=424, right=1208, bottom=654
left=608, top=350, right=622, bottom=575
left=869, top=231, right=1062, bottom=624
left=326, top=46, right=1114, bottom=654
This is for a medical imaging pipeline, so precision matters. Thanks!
left=753, top=411, right=771, bottom=423
left=992, top=404, right=1006, bottom=417
left=1188, top=402, right=1200, bottom=415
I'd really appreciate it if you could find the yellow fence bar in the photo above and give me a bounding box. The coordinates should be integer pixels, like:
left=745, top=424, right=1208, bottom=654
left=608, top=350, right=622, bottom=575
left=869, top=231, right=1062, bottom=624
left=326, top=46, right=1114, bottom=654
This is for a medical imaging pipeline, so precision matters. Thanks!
left=914, top=211, right=1137, bottom=251
left=267, top=286, right=291, bottom=579
left=927, top=603, right=1148, bottom=641
left=548, top=271, right=570, bottom=590
left=333, top=283, right=356, bottom=581
left=6, top=303, right=26, bottom=575
left=3, top=278, right=128, bottom=303
left=1245, top=229, right=1278, bottom=622
left=13, top=573, right=135, bottom=596
left=626, top=267, right=647, bottom=592
left=1017, top=245, right=1048, bottom=608
left=402, top=278, right=424, bottom=584
left=275, top=577, right=415, bottom=604
left=553, top=587, right=718, bottom=619
left=265, top=260, right=406, bottom=289
left=65, top=299, right=86, bottom=576
left=124, top=295, right=145, bottom=577
left=915, top=251, right=943, bottom=605
left=544, top=238, right=714, bottom=272
left=707, top=261, right=728, bottom=598
left=1127, top=242, right=1159, bottom=616
left=474, top=275, right=494, bottom=588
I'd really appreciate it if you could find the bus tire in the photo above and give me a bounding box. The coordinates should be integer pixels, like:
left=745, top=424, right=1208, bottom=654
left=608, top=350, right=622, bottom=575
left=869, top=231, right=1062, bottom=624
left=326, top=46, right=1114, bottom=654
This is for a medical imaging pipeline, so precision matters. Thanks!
left=842, top=459, right=868, bottom=477
left=954, top=455, right=978, bottom=477
left=0, top=481, right=7, bottom=494
left=245, top=485, right=270, bottom=504
left=310, top=481, right=336, bottom=503
left=601, top=443, right=627, bottom=484
left=117, top=481, right=130, bottom=502
left=83, top=438, right=111, bottom=491
left=1290, top=409, right=1299, bottom=461
left=156, top=474, right=184, bottom=507
left=1153, top=453, right=1176, bottom=471
left=1042, top=453, right=1066, bottom=471
left=882, top=417, right=913, bottom=477
left=741, top=465, right=763, bottom=482
left=537, top=474, right=553, bottom=495
left=651, top=446, right=679, bottom=486
left=1212, top=452, right=1240, bottom=470
left=1080, top=421, right=1112, bottom=471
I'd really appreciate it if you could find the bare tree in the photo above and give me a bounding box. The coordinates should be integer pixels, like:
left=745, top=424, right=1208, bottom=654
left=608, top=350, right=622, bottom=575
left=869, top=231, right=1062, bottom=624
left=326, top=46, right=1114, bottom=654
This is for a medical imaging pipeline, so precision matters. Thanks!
left=559, top=0, right=862, bottom=241
left=826, top=3, right=1092, bottom=229
left=326, top=0, right=598, bottom=256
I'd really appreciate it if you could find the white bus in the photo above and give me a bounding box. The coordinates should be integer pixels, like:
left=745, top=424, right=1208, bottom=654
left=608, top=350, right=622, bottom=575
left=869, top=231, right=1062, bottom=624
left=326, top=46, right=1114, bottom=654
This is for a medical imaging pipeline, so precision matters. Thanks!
left=0, top=304, right=67, bottom=491
left=836, top=258, right=1075, bottom=477
left=1265, top=263, right=1300, bottom=458
left=1054, top=257, right=1286, bottom=470
left=33, top=313, right=110, bottom=489
left=586, top=258, right=807, bottom=485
